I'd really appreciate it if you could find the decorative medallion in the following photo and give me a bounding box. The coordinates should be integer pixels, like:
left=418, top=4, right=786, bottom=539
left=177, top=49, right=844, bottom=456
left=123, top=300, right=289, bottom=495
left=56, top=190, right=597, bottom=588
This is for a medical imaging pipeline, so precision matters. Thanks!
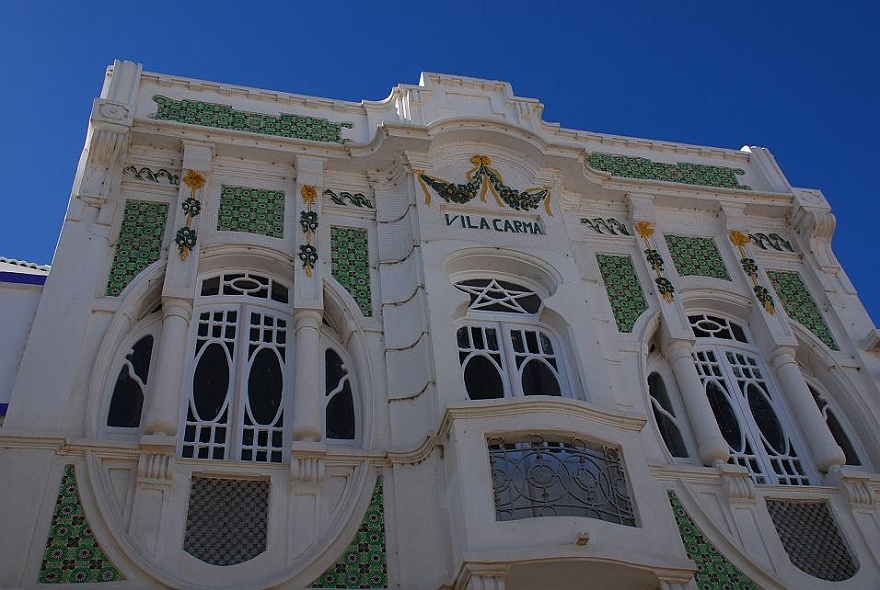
left=39, top=465, right=124, bottom=583
left=298, top=185, right=319, bottom=277
left=174, top=170, right=205, bottom=261
left=152, top=96, right=353, bottom=144
left=729, top=231, right=775, bottom=314
left=635, top=221, right=675, bottom=302
left=416, top=155, right=553, bottom=216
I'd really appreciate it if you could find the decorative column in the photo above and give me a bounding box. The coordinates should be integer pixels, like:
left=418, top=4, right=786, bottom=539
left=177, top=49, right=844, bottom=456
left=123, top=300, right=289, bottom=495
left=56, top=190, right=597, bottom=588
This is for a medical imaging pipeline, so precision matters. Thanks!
left=769, top=347, right=845, bottom=473
left=665, top=338, right=730, bottom=467
left=291, top=309, right=323, bottom=441
left=141, top=298, right=192, bottom=435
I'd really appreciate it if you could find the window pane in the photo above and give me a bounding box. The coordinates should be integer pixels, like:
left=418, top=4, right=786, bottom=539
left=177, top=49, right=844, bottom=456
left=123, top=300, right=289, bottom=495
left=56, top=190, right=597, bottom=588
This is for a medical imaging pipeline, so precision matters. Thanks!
left=464, top=355, right=504, bottom=400
left=247, top=349, right=283, bottom=425
left=193, top=343, right=230, bottom=421
left=826, top=410, right=861, bottom=466
left=107, top=367, right=144, bottom=428
left=326, top=382, right=355, bottom=439
left=706, top=381, right=742, bottom=450
left=130, top=335, right=154, bottom=382
left=746, top=384, right=786, bottom=454
left=647, top=373, right=688, bottom=458
left=521, top=360, right=560, bottom=396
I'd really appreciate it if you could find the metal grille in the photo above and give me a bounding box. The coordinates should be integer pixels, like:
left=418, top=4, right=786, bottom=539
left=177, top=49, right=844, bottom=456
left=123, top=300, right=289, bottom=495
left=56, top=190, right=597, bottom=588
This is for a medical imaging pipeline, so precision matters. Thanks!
left=184, top=477, right=269, bottom=566
left=765, top=500, right=857, bottom=581
left=488, top=435, right=636, bottom=526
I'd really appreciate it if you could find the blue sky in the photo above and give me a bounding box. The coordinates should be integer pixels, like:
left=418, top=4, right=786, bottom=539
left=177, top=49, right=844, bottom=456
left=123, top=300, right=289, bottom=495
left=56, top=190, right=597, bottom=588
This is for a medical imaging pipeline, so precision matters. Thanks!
left=1, top=1, right=877, bottom=324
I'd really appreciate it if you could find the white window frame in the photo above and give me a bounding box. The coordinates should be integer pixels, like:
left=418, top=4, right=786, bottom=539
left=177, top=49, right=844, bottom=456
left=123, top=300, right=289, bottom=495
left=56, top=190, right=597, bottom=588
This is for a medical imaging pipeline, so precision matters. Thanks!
left=689, top=314, right=816, bottom=485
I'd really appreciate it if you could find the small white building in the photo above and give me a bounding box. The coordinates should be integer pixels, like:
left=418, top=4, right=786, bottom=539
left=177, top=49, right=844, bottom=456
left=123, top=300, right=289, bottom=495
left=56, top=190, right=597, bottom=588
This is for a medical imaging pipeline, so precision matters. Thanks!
left=1, top=61, right=878, bottom=590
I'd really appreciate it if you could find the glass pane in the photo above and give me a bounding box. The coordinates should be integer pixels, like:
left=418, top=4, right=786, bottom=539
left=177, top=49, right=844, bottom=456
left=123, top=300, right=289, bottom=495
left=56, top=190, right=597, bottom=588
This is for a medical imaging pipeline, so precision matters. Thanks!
left=456, top=327, right=469, bottom=349
left=326, top=382, right=355, bottom=439
left=130, top=335, right=154, bottom=382
left=521, top=359, right=560, bottom=396
left=193, top=343, right=229, bottom=421
left=325, top=349, right=346, bottom=392
left=248, top=349, right=283, bottom=425
left=107, top=367, right=144, bottom=428
left=648, top=373, right=688, bottom=458
left=464, top=355, right=504, bottom=400
left=746, top=384, right=786, bottom=453
left=201, top=276, right=220, bottom=296
left=706, top=381, right=742, bottom=450
left=826, top=410, right=861, bottom=466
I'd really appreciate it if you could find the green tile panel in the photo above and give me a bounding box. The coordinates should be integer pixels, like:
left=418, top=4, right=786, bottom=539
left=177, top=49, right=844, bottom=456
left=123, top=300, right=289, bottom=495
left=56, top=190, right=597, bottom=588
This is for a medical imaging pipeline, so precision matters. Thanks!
left=39, top=465, right=125, bottom=583
left=587, top=152, right=750, bottom=190
left=218, top=185, right=285, bottom=238
left=331, top=227, right=372, bottom=317
left=665, top=235, right=730, bottom=280
left=152, top=96, right=352, bottom=144
left=106, top=200, right=169, bottom=296
left=596, top=254, right=649, bottom=333
left=766, top=270, right=839, bottom=350
left=668, top=490, right=760, bottom=590
left=310, top=476, right=387, bottom=588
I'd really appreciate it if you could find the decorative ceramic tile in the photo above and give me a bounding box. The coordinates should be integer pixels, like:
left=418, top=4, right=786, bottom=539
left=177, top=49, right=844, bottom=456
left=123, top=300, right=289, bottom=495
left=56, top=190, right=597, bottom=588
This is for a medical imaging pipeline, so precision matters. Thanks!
left=668, top=491, right=759, bottom=590
left=587, top=153, right=750, bottom=190
left=183, top=477, right=269, bottom=566
left=218, top=185, right=284, bottom=238
left=39, top=465, right=124, bottom=583
left=152, top=96, right=352, bottom=143
left=665, top=235, right=730, bottom=280
left=310, top=476, right=387, bottom=589
left=766, top=500, right=857, bottom=581
left=596, top=254, right=648, bottom=332
left=106, top=200, right=169, bottom=296
left=766, top=271, right=838, bottom=350
left=331, top=227, right=372, bottom=316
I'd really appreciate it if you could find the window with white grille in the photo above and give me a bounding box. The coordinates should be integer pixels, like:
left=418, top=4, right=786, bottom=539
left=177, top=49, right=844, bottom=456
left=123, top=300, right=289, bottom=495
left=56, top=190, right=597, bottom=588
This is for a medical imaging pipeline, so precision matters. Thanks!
left=689, top=314, right=812, bottom=485
left=454, top=279, right=568, bottom=400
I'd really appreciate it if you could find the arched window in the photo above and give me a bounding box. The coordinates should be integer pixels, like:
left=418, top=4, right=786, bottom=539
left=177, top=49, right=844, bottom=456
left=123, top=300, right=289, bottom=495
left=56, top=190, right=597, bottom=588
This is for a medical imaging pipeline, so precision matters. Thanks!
left=809, top=385, right=864, bottom=467
left=105, top=315, right=160, bottom=432
left=689, top=314, right=811, bottom=485
left=455, top=278, right=567, bottom=400
left=181, top=273, right=291, bottom=463
left=324, top=346, right=356, bottom=441
left=647, top=372, right=689, bottom=459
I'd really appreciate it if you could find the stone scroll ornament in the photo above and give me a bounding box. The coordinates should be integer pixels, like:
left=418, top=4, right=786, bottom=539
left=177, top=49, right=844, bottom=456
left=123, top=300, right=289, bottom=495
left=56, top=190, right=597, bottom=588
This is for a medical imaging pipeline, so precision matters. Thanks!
left=730, top=230, right=775, bottom=314
left=298, top=185, right=319, bottom=277
left=416, top=155, right=553, bottom=216
left=635, top=221, right=675, bottom=302
left=175, top=170, right=205, bottom=261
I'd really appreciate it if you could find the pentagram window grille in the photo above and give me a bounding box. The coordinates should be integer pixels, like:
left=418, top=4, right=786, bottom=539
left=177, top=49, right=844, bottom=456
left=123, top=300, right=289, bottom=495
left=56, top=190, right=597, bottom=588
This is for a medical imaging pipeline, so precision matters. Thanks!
left=455, top=278, right=542, bottom=314
left=689, top=315, right=811, bottom=485
left=488, top=435, right=636, bottom=526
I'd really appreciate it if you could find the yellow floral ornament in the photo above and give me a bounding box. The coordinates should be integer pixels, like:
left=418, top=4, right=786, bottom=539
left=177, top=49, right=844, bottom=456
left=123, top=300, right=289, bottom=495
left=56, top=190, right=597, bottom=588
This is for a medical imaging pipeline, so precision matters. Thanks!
left=729, top=230, right=751, bottom=248
left=635, top=221, right=654, bottom=240
left=183, top=169, right=206, bottom=191
left=301, top=184, right=317, bottom=205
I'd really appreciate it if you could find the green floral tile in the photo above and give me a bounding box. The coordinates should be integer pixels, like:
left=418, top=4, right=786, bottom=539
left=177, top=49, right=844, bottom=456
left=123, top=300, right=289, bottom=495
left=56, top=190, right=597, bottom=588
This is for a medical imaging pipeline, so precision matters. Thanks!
left=39, top=465, right=124, bottom=583
left=596, top=254, right=648, bottom=332
left=587, top=153, right=750, bottom=190
left=152, top=96, right=352, bottom=144
left=766, top=270, right=838, bottom=350
left=218, top=185, right=284, bottom=238
left=106, top=200, right=169, bottom=296
left=665, top=235, right=730, bottom=280
left=310, top=476, right=387, bottom=588
left=331, top=227, right=372, bottom=316
left=668, top=491, right=759, bottom=590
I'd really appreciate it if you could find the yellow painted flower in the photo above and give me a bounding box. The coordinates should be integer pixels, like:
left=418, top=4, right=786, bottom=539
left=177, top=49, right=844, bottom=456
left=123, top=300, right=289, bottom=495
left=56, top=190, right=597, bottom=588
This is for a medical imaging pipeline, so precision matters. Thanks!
left=183, top=169, right=206, bottom=191
left=300, top=184, right=318, bottom=205
left=635, top=220, right=654, bottom=239
left=729, top=230, right=751, bottom=247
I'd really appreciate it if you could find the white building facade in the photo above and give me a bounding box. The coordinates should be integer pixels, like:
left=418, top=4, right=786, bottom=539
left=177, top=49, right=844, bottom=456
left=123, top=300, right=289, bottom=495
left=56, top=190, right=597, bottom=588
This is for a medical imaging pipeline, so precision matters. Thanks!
left=1, top=61, right=879, bottom=590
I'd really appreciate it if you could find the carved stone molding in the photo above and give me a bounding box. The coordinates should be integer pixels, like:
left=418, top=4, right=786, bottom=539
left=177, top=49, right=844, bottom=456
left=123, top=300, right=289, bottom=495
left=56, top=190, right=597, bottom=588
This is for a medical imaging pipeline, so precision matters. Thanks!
left=137, top=434, right=176, bottom=485
left=290, top=443, right=326, bottom=484
left=719, top=463, right=756, bottom=503
left=826, top=467, right=876, bottom=508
